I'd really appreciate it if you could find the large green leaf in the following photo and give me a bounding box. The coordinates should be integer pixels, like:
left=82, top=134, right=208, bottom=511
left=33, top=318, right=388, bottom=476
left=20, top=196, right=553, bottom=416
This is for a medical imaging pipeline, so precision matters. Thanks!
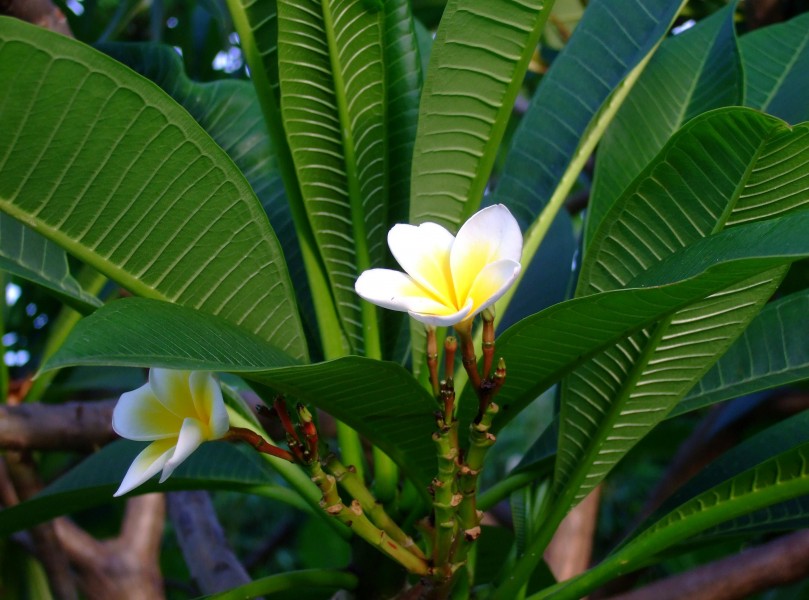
left=741, top=11, right=809, bottom=124
left=384, top=0, right=423, bottom=229
left=100, top=42, right=319, bottom=345
left=533, top=436, right=809, bottom=599
left=458, top=210, right=809, bottom=435
left=557, top=109, right=809, bottom=511
left=0, top=440, right=282, bottom=536
left=278, top=0, right=387, bottom=356
left=587, top=2, right=742, bottom=239
left=43, top=298, right=438, bottom=490
left=0, top=17, right=306, bottom=360
left=409, top=0, right=554, bottom=230
left=225, top=0, right=346, bottom=360
left=0, top=213, right=101, bottom=313
left=674, top=289, right=809, bottom=417
left=639, top=410, right=809, bottom=545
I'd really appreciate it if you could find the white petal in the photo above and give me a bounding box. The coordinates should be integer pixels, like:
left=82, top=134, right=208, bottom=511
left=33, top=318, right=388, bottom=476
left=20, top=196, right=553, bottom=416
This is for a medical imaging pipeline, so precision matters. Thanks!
left=355, top=269, right=453, bottom=315
left=387, top=222, right=457, bottom=306
left=113, top=383, right=183, bottom=441
left=408, top=299, right=474, bottom=327
left=466, top=259, right=522, bottom=317
left=189, top=371, right=228, bottom=436
left=113, top=438, right=176, bottom=497
left=149, top=368, right=196, bottom=418
left=159, top=418, right=206, bottom=483
left=451, top=205, right=523, bottom=302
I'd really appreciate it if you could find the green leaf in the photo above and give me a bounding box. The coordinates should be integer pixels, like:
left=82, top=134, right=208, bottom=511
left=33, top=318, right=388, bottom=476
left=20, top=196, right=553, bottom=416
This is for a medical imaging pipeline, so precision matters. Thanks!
left=225, top=0, right=347, bottom=360
left=278, top=0, right=387, bottom=356
left=456, top=210, right=809, bottom=437
left=639, top=410, right=809, bottom=545
left=44, top=298, right=438, bottom=490
left=535, top=433, right=809, bottom=599
left=556, top=109, right=809, bottom=509
left=494, top=0, right=687, bottom=232
left=100, top=42, right=318, bottom=345
left=0, top=17, right=306, bottom=360
left=741, top=12, right=809, bottom=124
left=674, top=289, right=809, bottom=417
left=0, top=213, right=101, bottom=313
left=587, top=2, right=742, bottom=239
left=410, top=0, right=554, bottom=231
left=0, top=440, right=279, bottom=536
left=384, top=0, right=423, bottom=229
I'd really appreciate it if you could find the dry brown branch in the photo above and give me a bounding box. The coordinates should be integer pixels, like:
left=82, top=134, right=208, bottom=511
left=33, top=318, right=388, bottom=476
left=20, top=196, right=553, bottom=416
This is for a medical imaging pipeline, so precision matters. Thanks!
left=607, top=530, right=809, bottom=600
left=0, top=0, right=72, bottom=35
left=54, top=494, right=166, bottom=600
left=0, top=400, right=116, bottom=451
left=168, top=491, right=254, bottom=595
left=545, top=486, right=601, bottom=582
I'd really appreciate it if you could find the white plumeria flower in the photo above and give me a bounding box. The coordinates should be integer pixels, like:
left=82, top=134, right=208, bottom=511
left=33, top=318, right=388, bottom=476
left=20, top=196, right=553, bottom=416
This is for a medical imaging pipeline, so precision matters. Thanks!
left=112, top=369, right=229, bottom=497
left=355, top=204, right=522, bottom=330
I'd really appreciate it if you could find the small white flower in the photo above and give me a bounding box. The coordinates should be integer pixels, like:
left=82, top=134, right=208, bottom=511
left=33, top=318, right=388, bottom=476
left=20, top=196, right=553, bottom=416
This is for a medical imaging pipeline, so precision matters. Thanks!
left=355, top=204, right=522, bottom=329
left=112, top=369, right=229, bottom=497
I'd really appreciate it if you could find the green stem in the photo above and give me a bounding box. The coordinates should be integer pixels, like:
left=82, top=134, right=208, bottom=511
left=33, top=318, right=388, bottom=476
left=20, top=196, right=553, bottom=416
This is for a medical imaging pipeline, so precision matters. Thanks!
left=372, top=446, right=399, bottom=505
left=478, top=471, right=544, bottom=512
left=432, top=421, right=459, bottom=579
left=454, top=402, right=498, bottom=568
left=325, top=454, right=425, bottom=559
left=309, top=460, right=430, bottom=575
left=227, top=409, right=350, bottom=540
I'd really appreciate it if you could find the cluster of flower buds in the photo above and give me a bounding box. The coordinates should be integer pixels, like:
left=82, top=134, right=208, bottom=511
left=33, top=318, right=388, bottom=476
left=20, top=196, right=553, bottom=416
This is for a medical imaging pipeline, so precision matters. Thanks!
left=271, top=396, right=319, bottom=464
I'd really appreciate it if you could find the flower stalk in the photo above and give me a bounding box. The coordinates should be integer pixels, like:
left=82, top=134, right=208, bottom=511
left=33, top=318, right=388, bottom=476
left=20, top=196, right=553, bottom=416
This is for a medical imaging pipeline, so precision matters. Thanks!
left=225, top=427, right=295, bottom=462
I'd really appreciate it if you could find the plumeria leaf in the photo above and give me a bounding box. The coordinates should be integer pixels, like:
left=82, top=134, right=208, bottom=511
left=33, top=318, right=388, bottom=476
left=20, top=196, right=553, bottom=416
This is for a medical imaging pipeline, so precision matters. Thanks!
left=673, top=289, right=809, bottom=417
left=43, top=298, right=438, bottom=490
left=0, top=17, right=307, bottom=360
left=410, top=0, right=554, bottom=231
left=741, top=11, right=809, bottom=124
left=556, top=108, right=809, bottom=513
left=278, top=0, right=388, bottom=356
left=538, top=423, right=809, bottom=600
left=0, top=213, right=101, bottom=313
left=587, top=1, right=742, bottom=239
left=100, top=42, right=318, bottom=348
left=0, top=441, right=283, bottom=536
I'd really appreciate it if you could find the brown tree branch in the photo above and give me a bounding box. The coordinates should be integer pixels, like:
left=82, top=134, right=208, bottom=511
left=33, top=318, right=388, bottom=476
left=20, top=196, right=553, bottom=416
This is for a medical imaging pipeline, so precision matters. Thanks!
left=0, top=400, right=116, bottom=451
left=0, top=0, right=72, bottom=36
left=54, top=494, right=166, bottom=600
left=167, top=491, right=254, bottom=595
left=608, top=530, right=809, bottom=600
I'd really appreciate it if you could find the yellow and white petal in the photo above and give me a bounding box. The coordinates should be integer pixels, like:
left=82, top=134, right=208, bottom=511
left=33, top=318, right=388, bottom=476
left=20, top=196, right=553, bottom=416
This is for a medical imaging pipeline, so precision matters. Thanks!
left=451, top=205, right=522, bottom=302
left=159, top=418, right=206, bottom=483
left=409, top=298, right=474, bottom=328
left=189, top=371, right=228, bottom=437
left=113, top=383, right=184, bottom=441
left=113, top=438, right=176, bottom=497
left=387, top=222, right=456, bottom=306
left=355, top=269, right=452, bottom=314
left=466, top=259, right=522, bottom=316
left=149, top=368, right=196, bottom=419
